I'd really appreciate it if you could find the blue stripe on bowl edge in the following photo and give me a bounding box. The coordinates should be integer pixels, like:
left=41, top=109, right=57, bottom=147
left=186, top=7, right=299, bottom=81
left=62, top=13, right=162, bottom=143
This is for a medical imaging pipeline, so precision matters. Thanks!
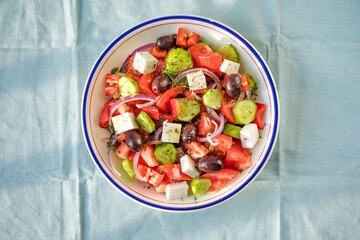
left=81, top=15, right=279, bottom=212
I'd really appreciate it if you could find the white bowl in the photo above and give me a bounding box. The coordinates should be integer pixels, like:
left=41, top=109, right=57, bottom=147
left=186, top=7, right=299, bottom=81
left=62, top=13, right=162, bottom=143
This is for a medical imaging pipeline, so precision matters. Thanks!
left=81, top=15, right=280, bottom=212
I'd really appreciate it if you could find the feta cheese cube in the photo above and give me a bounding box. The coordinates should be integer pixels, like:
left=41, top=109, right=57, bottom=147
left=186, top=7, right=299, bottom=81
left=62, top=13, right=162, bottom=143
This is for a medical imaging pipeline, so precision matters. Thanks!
left=220, top=59, right=240, bottom=75
left=133, top=51, right=158, bottom=74
left=111, top=112, right=139, bottom=134
left=240, top=123, right=259, bottom=149
left=180, top=154, right=199, bottom=178
left=166, top=181, right=189, bottom=201
left=161, top=122, right=182, bottom=143
left=186, top=70, right=207, bottom=91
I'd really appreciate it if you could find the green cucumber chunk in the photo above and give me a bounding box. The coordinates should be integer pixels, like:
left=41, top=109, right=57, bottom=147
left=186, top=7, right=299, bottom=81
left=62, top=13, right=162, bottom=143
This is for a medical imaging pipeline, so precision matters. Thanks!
left=233, top=100, right=257, bottom=124
left=222, top=123, right=242, bottom=139
left=216, top=44, right=239, bottom=62
left=122, top=158, right=135, bottom=179
left=176, top=98, right=201, bottom=122
left=191, top=179, right=211, bottom=195
left=118, top=76, right=139, bottom=97
left=241, top=73, right=257, bottom=93
left=136, top=111, right=155, bottom=133
left=166, top=48, right=193, bottom=75
left=203, top=89, right=222, bottom=110
left=154, top=143, right=177, bottom=165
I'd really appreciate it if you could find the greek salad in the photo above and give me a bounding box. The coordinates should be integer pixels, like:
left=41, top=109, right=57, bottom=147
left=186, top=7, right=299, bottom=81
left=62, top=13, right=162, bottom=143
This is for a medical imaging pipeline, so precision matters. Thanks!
left=99, top=27, right=266, bottom=201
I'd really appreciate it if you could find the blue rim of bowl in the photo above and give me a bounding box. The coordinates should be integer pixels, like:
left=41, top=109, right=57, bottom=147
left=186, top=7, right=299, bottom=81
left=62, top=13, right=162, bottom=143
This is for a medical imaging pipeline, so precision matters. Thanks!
left=81, top=15, right=279, bottom=211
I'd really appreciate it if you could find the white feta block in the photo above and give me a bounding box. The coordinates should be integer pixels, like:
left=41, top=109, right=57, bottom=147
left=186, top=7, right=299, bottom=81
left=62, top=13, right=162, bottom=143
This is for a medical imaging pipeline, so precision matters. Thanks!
left=133, top=51, right=158, bottom=74
left=186, top=70, right=207, bottom=91
left=180, top=154, right=199, bottom=178
left=166, top=181, right=189, bottom=201
left=220, top=59, right=240, bottom=75
left=240, top=123, right=259, bottom=149
left=111, top=112, right=139, bottom=134
left=161, top=122, right=182, bottom=143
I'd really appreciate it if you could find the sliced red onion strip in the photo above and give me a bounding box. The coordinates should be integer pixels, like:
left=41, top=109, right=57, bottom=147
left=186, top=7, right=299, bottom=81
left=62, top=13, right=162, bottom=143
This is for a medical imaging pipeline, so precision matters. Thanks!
left=206, top=106, right=221, bottom=124
left=154, top=126, right=163, bottom=140
left=208, top=81, right=216, bottom=89
left=120, top=43, right=155, bottom=72
left=108, top=94, right=156, bottom=127
left=191, top=91, right=202, bottom=101
left=108, top=150, right=121, bottom=177
left=133, top=151, right=144, bottom=181
left=174, top=67, right=220, bottom=88
left=136, top=101, right=155, bottom=109
left=246, top=89, right=252, bottom=100
left=147, top=140, right=162, bottom=145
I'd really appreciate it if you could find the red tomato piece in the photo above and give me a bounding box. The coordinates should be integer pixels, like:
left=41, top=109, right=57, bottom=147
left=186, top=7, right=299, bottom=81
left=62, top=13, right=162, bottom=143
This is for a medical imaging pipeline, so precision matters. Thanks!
left=212, top=134, right=233, bottom=158
left=138, top=73, right=157, bottom=97
left=181, top=141, right=210, bottom=159
left=169, top=98, right=181, bottom=118
left=104, top=74, right=120, bottom=96
left=219, top=91, right=238, bottom=124
left=207, top=179, right=225, bottom=192
left=197, top=112, right=216, bottom=136
left=99, top=99, right=117, bottom=128
left=117, top=133, right=126, bottom=141
left=240, top=75, right=249, bottom=91
left=136, top=164, right=164, bottom=187
left=159, top=113, right=175, bottom=123
left=149, top=46, right=167, bottom=59
left=151, top=59, right=166, bottom=77
left=115, top=142, right=131, bottom=159
left=224, top=140, right=252, bottom=171
left=155, top=86, right=186, bottom=112
left=200, top=168, right=238, bottom=181
left=141, top=106, right=160, bottom=120
left=156, top=164, right=192, bottom=181
left=176, top=27, right=200, bottom=48
left=188, top=43, right=223, bottom=77
left=251, top=102, right=267, bottom=130
left=125, top=56, right=142, bottom=81
left=141, top=145, right=159, bottom=167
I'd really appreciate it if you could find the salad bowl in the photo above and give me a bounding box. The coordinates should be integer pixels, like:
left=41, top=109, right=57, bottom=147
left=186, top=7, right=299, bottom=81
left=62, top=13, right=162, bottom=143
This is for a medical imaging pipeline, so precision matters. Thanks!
left=81, top=15, right=279, bottom=212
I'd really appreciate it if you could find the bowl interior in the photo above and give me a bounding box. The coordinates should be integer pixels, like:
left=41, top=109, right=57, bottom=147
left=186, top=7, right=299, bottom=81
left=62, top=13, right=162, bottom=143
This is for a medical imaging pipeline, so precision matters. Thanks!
left=82, top=16, right=279, bottom=211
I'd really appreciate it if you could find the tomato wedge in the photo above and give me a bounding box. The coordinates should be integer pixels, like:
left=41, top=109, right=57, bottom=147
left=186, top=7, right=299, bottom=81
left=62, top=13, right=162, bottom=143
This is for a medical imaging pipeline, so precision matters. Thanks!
left=141, top=145, right=159, bottom=167
left=156, top=164, right=192, bottom=181
left=219, top=91, right=237, bottom=124
left=116, top=142, right=131, bottom=159
left=141, top=106, right=160, bottom=120
left=149, top=46, right=167, bottom=59
left=240, top=75, right=250, bottom=91
left=188, top=43, right=223, bottom=77
left=200, top=168, right=238, bottom=181
left=104, top=74, right=120, bottom=96
left=224, top=140, right=252, bottom=171
left=125, top=56, right=142, bottom=81
left=155, top=86, right=186, bottom=112
left=251, top=102, right=267, bottom=130
left=181, top=141, right=209, bottom=159
left=176, top=27, right=200, bottom=48
left=151, top=59, right=166, bottom=77
left=138, top=73, right=157, bottom=97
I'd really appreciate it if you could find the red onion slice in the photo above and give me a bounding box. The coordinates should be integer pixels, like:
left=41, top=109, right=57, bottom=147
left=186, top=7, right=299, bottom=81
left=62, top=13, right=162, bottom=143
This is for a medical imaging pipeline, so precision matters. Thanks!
left=246, top=89, right=252, bottom=100
left=174, top=67, right=220, bottom=89
left=108, top=150, right=121, bottom=177
left=229, top=91, right=245, bottom=108
left=136, top=101, right=155, bottom=109
left=133, top=151, right=144, bottom=181
left=191, top=91, right=202, bottom=101
left=120, top=43, right=155, bottom=72
left=108, top=94, right=156, bottom=127
left=208, top=81, right=217, bottom=89
left=154, top=126, right=163, bottom=140
left=206, top=106, right=221, bottom=124
left=147, top=140, right=162, bottom=145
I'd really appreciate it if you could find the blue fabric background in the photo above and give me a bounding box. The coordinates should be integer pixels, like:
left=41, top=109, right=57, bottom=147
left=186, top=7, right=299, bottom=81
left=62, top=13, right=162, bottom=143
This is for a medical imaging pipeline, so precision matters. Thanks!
left=1, top=0, right=359, bottom=239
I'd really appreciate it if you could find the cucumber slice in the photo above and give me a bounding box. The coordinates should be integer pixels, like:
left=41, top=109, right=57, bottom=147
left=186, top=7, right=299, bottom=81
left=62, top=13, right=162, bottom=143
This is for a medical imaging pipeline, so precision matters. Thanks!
left=136, top=111, right=155, bottom=133
left=166, top=48, right=193, bottom=75
left=222, top=123, right=242, bottom=139
left=118, top=76, right=139, bottom=97
left=154, top=143, right=177, bottom=165
left=216, top=44, right=239, bottom=62
left=203, top=89, right=222, bottom=110
left=191, top=179, right=211, bottom=195
left=122, top=158, right=135, bottom=179
left=176, top=98, right=201, bottom=122
left=233, top=100, right=257, bottom=124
